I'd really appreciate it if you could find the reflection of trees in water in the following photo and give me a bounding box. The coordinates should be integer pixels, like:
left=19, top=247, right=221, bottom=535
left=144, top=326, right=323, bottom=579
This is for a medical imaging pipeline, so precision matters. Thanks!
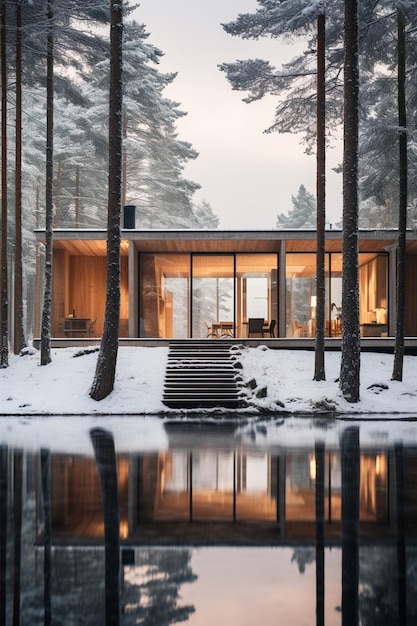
left=123, top=549, right=197, bottom=625
left=406, top=548, right=417, bottom=623
left=359, top=547, right=397, bottom=625
left=291, top=547, right=315, bottom=574
left=1, top=447, right=197, bottom=626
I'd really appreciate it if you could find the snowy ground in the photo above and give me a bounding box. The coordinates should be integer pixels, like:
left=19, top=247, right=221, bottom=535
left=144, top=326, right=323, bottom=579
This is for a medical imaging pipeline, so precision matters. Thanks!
left=0, top=344, right=416, bottom=418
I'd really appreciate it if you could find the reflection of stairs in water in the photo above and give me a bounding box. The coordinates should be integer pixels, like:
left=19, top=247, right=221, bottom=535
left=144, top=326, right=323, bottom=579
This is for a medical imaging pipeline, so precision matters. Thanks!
left=163, top=342, right=243, bottom=409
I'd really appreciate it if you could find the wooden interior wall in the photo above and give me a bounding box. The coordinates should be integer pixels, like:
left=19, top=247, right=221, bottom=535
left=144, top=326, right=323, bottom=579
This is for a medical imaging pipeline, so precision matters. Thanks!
left=120, top=257, right=129, bottom=336
left=405, top=255, right=417, bottom=336
left=69, top=256, right=106, bottom=335
left=68, top=256, right=129, bottom=337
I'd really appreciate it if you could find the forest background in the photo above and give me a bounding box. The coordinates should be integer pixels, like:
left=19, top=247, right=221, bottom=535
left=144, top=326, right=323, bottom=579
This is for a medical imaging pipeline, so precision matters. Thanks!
left=1, top=0, right=417, bottom=372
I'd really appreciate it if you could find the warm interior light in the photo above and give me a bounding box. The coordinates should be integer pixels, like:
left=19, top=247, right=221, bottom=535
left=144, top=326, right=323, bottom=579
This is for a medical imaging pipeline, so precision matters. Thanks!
left=310, top=453, right=316, bottom=481
left=310, top=296, right=317, bottom=308
left=376, top=453, right=386, bottom=476
left=120, top=520, right=128, bottom=539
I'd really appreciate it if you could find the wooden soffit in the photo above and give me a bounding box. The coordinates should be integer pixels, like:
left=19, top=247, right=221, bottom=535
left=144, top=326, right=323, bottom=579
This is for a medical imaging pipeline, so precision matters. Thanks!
left=34, top=228, right=417, bottom=256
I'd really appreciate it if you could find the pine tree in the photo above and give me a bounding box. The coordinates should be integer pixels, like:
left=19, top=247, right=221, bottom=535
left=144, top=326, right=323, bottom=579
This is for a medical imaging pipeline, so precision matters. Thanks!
left=340, top=0, right=360, bottom=403
left=90, top=0, right=123, bottom=401
left=0, top=0, right=8, bottom=368
left=392, top=7, right=407, bottom=382
left=276, top=184, right=316, bottom=228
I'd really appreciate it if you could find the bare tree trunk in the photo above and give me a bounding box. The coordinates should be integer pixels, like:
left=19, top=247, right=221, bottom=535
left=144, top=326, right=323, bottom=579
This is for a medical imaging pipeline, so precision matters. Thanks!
left=0, top=445, right=7, bottom=623
left=14, top=0, right=26, bottom=355
left=341, top=426, right=360, bottom=626
left=41, top=449, right=52, bottom=626
left=13, top=450, right=23, bottom=626
left=90, top=0, right=123, bottom=400
left=314, top=11, right=326, bottom=382
left=75, top=165, right=80, bottom=227
left=122, top=110, right=127, bottom=208
left=34, top=185, right=41, bottom=338
left=392, top=8, right=407, bottom=382
left=315, top=441, right=325, bottom=626
left=54, top=158, right=62, bottom=228
left=394, top=443, right=407, bottom=624
left=40, top=0, right=54, bottom=365
left=340, top=0, right=360, bottom=403
left=0, top=0, right=8, bottom=368
left=90, top=428, right=120, bottom=625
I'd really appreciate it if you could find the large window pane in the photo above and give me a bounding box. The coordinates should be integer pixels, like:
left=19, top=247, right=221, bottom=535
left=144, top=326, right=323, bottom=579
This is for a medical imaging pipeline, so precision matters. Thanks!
left=139, top=254, right=190, bottom=338
left=359, top=253, right=388, bottom=336
left=329, top=253, right=342, bottom=337
left=192, top=255, right=234, bottom=339
left=286, top=253, right=317, bottom=337
left=236, top=253, right=278, bottom=338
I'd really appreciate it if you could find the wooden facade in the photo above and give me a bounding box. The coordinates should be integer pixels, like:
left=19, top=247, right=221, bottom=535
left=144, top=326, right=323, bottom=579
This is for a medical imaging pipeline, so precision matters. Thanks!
left=34, top=228, right=417, bottom=341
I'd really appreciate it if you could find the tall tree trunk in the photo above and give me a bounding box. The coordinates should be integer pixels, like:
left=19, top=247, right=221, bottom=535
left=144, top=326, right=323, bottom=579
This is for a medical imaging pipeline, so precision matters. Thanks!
left=75, top=165, right=80, bottom=228
left=13, top=450, right=23, bottom=626
left=34, top=184, right=41, bottom=338
left=315, top=441, right=325, bottom=626
left=41, top=449, right=52, bottom=626
left=394, top=443, right=407, bottom=624
left=122, top=110, right=127, bottom=208
left=341, top=426, right=360, bottom=626
left=340, top=0, right=360, bottom=403
left=90, top=428, right=121, bottom=625
left=0, top=0, right=8, bottom=368
left=40, top=0, right=54, bottom=365
left=54, top=158, right=62, bottom=228
left=314, top=11, right=326, bottom=382
left=0, top=445, right=7, bottom=623
left=392, top=8, right=407, bottom=382
left=14, top=0, right=26, bottom=355
left=90, top=0, right=123, bottom=400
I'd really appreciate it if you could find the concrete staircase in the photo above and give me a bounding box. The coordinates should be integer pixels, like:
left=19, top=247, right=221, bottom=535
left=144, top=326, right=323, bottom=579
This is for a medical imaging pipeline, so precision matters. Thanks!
left=163, top=341, right=243, bottom=409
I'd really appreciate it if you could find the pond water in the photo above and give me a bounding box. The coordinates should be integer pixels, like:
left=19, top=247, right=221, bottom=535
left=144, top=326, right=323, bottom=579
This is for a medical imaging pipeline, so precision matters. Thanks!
left=0, top=415, right=416, bottom=625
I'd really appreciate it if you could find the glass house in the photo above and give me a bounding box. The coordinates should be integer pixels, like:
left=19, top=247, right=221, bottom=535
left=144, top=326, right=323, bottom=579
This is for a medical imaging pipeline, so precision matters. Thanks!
left=34, top=227, right=417, bottom=341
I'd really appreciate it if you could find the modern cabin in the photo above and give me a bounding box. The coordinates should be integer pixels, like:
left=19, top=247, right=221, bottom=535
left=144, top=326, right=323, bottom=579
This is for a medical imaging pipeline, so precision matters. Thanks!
left=34, top=226, right=417, bottom=342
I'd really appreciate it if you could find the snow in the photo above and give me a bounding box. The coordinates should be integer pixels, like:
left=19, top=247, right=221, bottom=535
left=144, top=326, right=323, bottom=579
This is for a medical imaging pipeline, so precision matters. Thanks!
left=1, top=344, right=417, bottom=419
left=1, top=345, right=417, bottom=453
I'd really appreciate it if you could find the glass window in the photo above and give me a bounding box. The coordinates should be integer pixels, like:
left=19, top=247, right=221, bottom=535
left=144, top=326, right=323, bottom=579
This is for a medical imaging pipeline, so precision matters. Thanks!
left=236, top=253, right=278, bottom=338
left=329, top=253, right=342, bottom=337
left=359, top=253, right=388, bottom=335
left=139, top=254, right=190, bottom=338
left=192, top=255, right=234, bottom=339
left=286, top=253, right=317, bottom=337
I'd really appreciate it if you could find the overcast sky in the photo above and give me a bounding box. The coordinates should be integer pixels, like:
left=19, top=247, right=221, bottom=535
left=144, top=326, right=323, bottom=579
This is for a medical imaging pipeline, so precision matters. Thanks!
left=133, top=0, right=343, bottom=229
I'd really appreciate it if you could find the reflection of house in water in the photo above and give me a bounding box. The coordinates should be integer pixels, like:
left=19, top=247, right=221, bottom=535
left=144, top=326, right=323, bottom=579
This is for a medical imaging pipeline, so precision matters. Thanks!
left=43, top=426, right=414, bottom=547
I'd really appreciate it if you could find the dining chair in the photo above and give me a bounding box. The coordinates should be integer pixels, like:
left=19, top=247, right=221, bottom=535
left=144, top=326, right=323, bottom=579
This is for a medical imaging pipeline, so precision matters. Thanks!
left=267, top=319, right=276, bottom=338
left=204, top=320, right=217, bottom=338
left=88, top=318, right=97, bottom=336
left=248, top=318, right=265, bottom=337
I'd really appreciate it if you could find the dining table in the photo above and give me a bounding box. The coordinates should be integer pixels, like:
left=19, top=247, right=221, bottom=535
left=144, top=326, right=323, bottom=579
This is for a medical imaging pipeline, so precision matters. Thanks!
left=211, top=322, right=234, bottom=338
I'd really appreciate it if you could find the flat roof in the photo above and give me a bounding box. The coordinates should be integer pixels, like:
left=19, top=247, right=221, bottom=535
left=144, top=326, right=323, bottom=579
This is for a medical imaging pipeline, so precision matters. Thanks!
left=34, top=228, right=417, bottom=255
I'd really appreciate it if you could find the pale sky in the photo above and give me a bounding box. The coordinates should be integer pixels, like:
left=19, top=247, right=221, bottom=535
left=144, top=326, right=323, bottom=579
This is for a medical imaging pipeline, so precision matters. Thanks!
left=133, top=1, right=343, bottom=229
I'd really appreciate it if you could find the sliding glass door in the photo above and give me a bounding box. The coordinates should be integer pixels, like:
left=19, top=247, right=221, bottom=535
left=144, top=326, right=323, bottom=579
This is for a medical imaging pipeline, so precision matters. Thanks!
left=139, top=252, right=279, bottom=339
left=191, top=255, right=235, bottom=339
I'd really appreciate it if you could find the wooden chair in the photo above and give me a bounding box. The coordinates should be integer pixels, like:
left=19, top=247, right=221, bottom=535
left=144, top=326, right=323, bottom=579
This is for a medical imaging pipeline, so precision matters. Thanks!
left=248, top=318, right=265, bottom=337
left=204, top=320, right=217, bottom=338
left=266, top=319, right=276, bottom=337
left=88, top=318, right=97, bottom=336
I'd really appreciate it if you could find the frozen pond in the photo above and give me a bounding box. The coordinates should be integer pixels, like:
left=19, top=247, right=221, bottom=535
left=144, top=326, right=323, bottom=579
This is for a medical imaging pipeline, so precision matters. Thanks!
left=0, top=414, right=416, bottom=625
